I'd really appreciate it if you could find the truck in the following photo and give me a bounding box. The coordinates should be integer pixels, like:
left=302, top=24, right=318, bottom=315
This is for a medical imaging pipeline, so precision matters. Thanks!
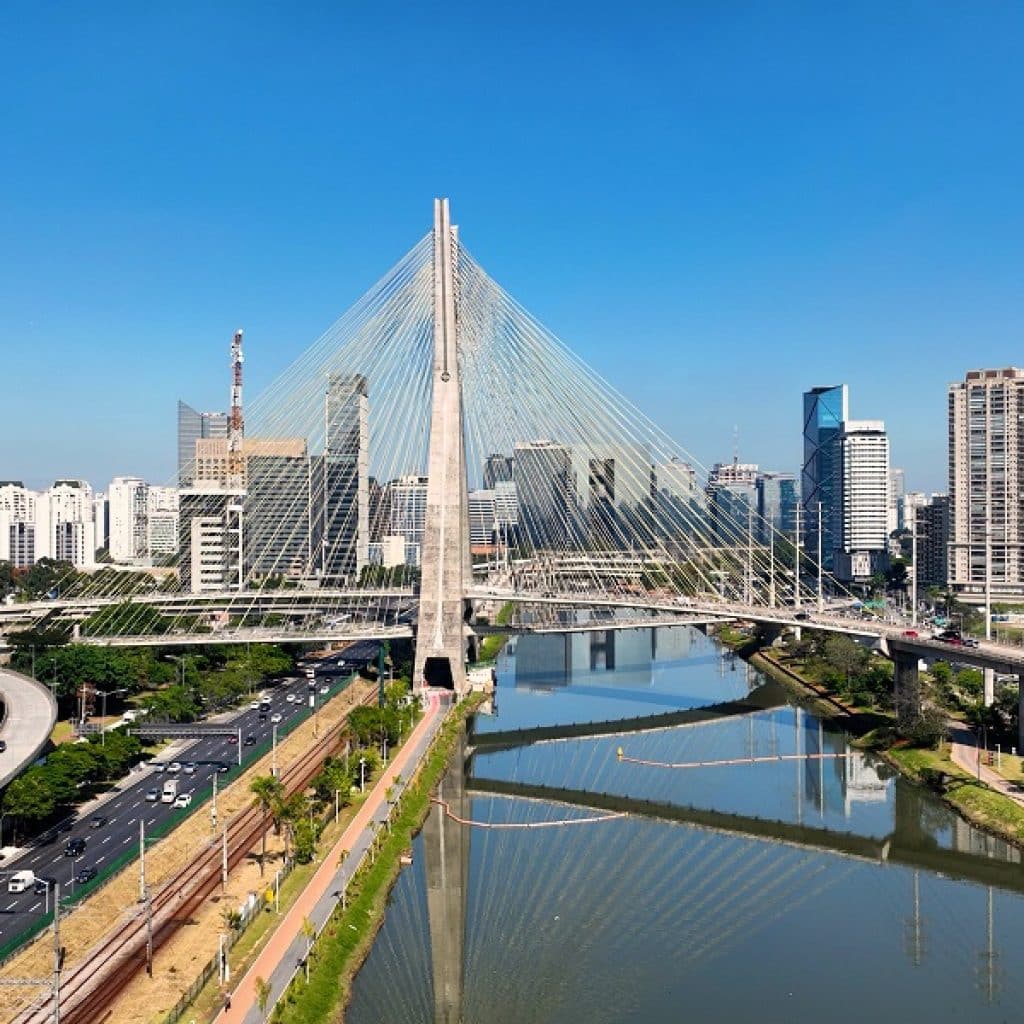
left=7, top=870, right=34, bottom=893
left=161, top=779, right=179, bottom=803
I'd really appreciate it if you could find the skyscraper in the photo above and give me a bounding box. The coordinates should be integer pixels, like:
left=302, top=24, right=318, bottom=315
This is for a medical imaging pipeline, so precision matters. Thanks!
left=948, top=367, right=1024, bottom=601
left=244, top=439, right=311, bottom=580
left=833, top=420, right=890, bottom=582
left=802, top=385, right=848, bottom=570
left=755, top=472, right=799, bottom=542
left=108, top=476, right=149, bottom=563
left=482, top=453, right=513, bottom=490
left=177, top=401, right=228, bottom=487
left=317, top=374, right=368, bottom=583
left=706, top=461, right=758, bottom=546
left=917, top=495, right=950, bottom=588
left=513, top=441, right=577, bottom=549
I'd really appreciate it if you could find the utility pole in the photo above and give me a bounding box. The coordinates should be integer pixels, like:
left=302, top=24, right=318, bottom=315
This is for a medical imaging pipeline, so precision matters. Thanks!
left=984, top=494, right=993, bottom=641
left=211, top=771, right=218, bottom=830
left=222, top=826, right=229, bottom=893
left=816, top=501, right=824, bottom=614
left=272, top=725, right=278, bottom=777
left=793, top=503, right=802, bottom=609
left=139, top=819, right=146, bottom=903
left=145, top=888, right=154, bottom=977
left=768, top=526, right=776, bottom=608
left=911, top=521, right=918, bottom=628
left=52, top=880, right=62, bottom=1024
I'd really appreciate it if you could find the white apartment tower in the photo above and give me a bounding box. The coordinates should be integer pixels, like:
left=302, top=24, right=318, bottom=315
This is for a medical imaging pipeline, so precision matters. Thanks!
left=948, top=367, right=1024, bottom=601
left=36, top=480, right=96, bottom=569
left=834, top=420, right=890, bottom=582
left=108, top=476, right=149, bottom=563
left=0, top=482, right=38, bottom=568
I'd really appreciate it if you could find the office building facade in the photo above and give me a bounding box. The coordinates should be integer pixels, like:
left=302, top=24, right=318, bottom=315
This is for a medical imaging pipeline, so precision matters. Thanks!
left=177, top=401, right=228, bottom=486
left=802, top=385, right=849, bottom=570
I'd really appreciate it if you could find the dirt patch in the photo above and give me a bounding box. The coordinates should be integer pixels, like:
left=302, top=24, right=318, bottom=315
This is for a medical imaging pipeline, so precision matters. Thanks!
left=0, top=679, right=375, bottom=1022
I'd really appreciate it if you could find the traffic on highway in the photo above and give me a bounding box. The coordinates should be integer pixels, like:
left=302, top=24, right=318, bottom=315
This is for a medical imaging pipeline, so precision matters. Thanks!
left=0, top=640, right=378, bottom=951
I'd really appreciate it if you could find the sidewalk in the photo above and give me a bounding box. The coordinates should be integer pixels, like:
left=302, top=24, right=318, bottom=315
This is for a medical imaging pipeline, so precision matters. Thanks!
left=216, top=691, right=446, bottom=1024
left=947, top=723, right=1024, bottom=809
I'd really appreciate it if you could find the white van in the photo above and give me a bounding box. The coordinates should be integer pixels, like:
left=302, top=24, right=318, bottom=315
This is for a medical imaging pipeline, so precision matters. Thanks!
left=8, top=870, right=34, bottom=893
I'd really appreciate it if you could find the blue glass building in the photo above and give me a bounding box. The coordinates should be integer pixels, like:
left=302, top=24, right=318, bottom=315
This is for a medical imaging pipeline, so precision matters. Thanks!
left=801, top=385, right=848, bottom=570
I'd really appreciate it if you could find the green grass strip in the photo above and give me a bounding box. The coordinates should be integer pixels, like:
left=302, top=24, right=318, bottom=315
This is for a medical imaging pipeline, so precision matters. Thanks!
left=271, top=694, right=485, bottom=1024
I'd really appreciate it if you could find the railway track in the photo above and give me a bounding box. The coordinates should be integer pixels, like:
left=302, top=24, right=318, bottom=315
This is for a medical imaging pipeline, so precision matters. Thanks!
left=13, top=687, right=377, bottom=1024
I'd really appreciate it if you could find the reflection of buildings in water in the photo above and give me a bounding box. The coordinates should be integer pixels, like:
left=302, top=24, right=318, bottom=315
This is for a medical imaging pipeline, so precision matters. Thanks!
left=951, top=817, right=1022, bottom=863
left=512, top=625, right=654, bottom=690
left=843, top=752, right=890, bottom=816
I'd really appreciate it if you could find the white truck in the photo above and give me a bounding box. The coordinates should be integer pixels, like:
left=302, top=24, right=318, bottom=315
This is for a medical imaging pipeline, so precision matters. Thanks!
left=8, top=870, right=34, bottom=893
left=161, top=779, right=179, bottom=803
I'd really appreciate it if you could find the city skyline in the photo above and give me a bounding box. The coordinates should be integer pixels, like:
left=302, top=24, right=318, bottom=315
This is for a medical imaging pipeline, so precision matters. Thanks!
left=3, top=7, right=1024, bottom=491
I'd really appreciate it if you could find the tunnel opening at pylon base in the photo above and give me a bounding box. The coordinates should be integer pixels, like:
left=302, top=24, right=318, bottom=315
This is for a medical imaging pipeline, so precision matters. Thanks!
left=423, top=656, right=456, bottom=689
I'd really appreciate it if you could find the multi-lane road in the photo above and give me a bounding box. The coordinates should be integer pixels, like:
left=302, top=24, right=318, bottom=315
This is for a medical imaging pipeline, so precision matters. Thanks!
left=0, top=640, right=378, bottom=954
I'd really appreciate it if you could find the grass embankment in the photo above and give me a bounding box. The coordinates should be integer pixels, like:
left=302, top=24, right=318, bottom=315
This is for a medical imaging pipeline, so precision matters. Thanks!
left=477, top=601, right=514, bottom=663
left=886, top=743, right=1024, bottom=845
left=271, top=693, right=486, bottom=1024
left=724, top=628, right=1024, bottom=850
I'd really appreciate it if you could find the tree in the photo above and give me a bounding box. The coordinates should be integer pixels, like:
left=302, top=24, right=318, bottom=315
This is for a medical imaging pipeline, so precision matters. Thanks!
left=3, top=771, right=57, bottom=828
left=250, top=775, right=285, bottom=877
left=822, top=634, right=869, bottom=687
left=255, top=977, right=272, bottom=1021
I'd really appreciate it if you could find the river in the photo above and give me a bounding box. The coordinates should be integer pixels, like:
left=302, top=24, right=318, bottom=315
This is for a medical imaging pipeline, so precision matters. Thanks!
left=347, top=626, right=1024, bottom=1023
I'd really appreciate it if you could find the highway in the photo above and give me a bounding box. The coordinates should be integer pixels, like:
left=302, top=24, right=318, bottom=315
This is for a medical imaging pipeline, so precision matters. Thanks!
left=0, top=668, right=57, bottom=790
left=0, top=640, right=378, bottom=955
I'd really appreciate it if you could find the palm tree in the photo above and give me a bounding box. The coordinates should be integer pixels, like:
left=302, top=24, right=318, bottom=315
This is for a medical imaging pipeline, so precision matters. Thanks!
left=250, top=775, right=284, bottom=877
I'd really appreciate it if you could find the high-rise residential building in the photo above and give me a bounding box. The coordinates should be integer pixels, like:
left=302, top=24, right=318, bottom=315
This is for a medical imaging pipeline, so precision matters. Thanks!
left=916, top=495, right=950, bottom=588
left=244, top=439, right=311, bottom=580
left=802, top=385, right=849, bottom=570
left=386, top=475, right=429, bottom=546
left=468, top=489, right=497, bottom=546
left=888, top=467, right=906, bottom=534
left=0, top=482, right=37, bottom=568
left=707, top=461, right=758, bottom=546
left=755, top=472, right=799, bottom=542
left=35, top=480, right=96, bottom=568
left=178, top=486, right=243, bottom=593
left=316, top=374, right=368, bottom=583
left=948, top=367, right=1024, bottom=601
left=833, top=420, right=890, bottom=583
left=108, top=476, right=149, bottom=563
left=146, top=486, right=179, bottom=559
left=93, top=494, right=109, bottom=554
left=177, top=401, right=228, bottom=486
left=482, top=453, right=513, bottom=490
left=513, top=441, right=578, bottom=549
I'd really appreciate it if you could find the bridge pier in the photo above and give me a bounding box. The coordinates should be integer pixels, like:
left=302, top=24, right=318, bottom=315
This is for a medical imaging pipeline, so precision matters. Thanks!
left=984, top=667, right=995, bottom=708
left=893, top=650, right=922, bottom=728
left=414, top=198, right=472, bottom=694
left=424, top=730, right=469, bottom=1023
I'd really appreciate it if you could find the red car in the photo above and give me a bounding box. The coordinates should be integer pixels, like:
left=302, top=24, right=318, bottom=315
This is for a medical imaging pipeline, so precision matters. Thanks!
left=902, top=629, right=919, bottom=638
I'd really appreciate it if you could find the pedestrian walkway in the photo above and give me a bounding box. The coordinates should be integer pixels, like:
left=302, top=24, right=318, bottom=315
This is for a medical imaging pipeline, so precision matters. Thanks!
left=947, top=723, right=1024, bottom=809
left=216, top=691, right=446, bottom=1023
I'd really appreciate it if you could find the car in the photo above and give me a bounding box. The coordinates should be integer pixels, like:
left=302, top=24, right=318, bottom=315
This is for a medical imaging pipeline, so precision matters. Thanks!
left=33, top=878, right=49, bottom=895
left=258, top=712, right=268, bottom=722
left=270, top=712, right=282, bottom=724
left=216, top=762, right=230, bottom=773
left=244, top=735, right=256, bottom=746
left=172, top=793, right=192, bottom=809
left=183, top=762, right=196, bottom=775
left=902, top=629, right=919, bottom=638
left=64, top=838, right=86, bottom=857
left=145, top=788, right=159, bottom=802
left=794, top=611, right=811, bottom=621
left=75, top=866, right=97, bottom=885
left=250, top=701, right=260, bottom=711
left=319, top=685, right=329, bottom=695
left=260, top=696, right=272, bottom=707
left=167, top=762, right=182, bottom=774
left=89, top=815, right=107, bottom=829
left=226, top=733, right=238, bottom=744
left=151, top=762, right=166, bottom=773
left=286, top=693, right=297, bottom=703
left=963, top=637, right=980, bottom=648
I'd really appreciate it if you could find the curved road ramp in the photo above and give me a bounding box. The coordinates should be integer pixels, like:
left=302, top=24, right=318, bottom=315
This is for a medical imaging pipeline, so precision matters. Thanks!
left=0, top=668, right=58, bottom=791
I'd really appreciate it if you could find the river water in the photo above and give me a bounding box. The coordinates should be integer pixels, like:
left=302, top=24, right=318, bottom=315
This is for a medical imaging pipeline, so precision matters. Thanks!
left=347, top=627, right=1024, bottom=1023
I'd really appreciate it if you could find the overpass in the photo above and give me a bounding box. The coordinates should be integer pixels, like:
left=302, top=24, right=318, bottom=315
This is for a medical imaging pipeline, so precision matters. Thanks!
left=0, top=668, right=57, bottom=790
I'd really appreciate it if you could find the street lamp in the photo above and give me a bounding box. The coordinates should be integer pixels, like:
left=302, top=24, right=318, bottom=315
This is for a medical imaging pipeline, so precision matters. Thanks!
left=97, top=688, right=128, bottom=745
left=359, top=757, right=367, bottom=794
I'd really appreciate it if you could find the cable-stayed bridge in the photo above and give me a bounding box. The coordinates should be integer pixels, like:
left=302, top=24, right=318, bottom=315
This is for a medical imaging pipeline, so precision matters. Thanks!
left=5, top=198, right=1024, bottom=728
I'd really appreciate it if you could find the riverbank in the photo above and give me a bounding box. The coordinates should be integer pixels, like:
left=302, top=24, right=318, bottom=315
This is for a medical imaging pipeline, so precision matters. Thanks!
left=718, top=628, right=1024, bottom=852
left=269, top=691, right=486, bottom=1024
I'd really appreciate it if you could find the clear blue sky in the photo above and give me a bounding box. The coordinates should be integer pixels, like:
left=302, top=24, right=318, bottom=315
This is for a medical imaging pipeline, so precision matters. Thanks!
left=2, top=2, right=1022, bottom=494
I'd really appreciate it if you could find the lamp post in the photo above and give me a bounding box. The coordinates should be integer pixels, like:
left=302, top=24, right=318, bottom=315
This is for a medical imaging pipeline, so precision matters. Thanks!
left=97, top=688, right=128, bottom=745
left=359, top=757, right=367, bottom=794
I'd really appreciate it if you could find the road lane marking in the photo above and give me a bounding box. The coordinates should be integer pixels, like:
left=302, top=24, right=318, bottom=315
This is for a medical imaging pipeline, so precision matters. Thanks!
left=29, top=902, right=40, bottom=912
left=102, top=836, right=111, bottom=844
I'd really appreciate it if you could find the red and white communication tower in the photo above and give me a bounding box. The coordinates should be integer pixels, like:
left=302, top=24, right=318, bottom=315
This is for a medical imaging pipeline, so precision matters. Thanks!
left=227, top=329, right=245, bottom=489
